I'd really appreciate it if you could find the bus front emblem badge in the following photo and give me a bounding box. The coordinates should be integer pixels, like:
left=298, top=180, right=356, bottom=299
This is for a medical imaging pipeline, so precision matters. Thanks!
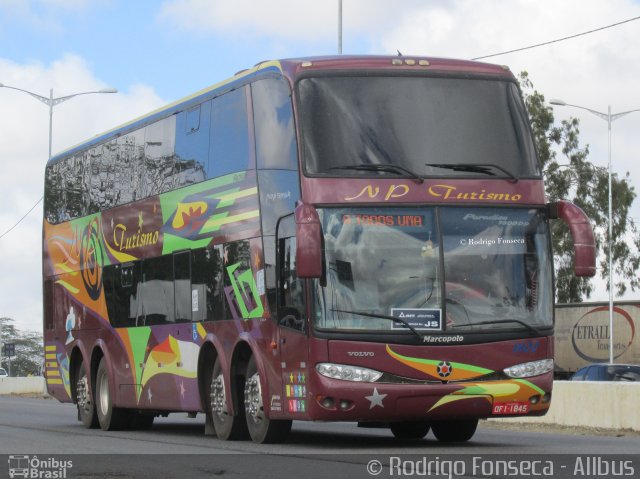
left=437, top=361, right=453, bottom=378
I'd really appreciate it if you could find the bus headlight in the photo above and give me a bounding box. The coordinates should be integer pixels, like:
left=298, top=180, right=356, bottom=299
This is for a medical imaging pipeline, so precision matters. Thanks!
left=316, top=363, right=383, bottom=382
left=503, top=359, right=554, bottom=378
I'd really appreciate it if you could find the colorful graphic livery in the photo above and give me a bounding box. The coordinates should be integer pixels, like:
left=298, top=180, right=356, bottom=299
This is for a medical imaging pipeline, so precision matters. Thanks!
left=43, top=56, right=596, bottom=443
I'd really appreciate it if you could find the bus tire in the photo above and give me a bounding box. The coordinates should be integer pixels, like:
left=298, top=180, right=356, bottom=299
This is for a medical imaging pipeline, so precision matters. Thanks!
left=431, top=418, right=478, bottom=442
left=76, top=361, right=98, bottom=429
left=389, top=421, right=430, bottom=439
left=95, top=358, right=128, bottom=431
left=244, top=355, right=292, bottom=444
left=209, top=357, right=248, bottom=440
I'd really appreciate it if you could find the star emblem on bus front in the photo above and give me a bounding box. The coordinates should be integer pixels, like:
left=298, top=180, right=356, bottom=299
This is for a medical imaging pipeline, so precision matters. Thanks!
left=365, top=388, right=387, bottom=409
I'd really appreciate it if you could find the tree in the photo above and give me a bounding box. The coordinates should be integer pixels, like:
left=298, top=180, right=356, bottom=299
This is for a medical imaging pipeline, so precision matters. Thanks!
left=1, top=317, right=43, bottom=376
left=519, top=72, right=640, bottom=302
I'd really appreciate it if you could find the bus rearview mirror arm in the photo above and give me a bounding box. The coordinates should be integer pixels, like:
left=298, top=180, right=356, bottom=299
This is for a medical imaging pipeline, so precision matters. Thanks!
left=548, top=200, right=596, bottom=277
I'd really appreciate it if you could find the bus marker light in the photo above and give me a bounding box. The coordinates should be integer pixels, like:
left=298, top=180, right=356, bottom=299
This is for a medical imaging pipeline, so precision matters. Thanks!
left=339, top=399, right=353, bottom=411
left=318, top=396, right=335, bottom=410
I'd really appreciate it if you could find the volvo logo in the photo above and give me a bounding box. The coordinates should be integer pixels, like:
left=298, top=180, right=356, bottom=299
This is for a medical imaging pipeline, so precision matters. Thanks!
left=347, top=351, right=375, bottom=357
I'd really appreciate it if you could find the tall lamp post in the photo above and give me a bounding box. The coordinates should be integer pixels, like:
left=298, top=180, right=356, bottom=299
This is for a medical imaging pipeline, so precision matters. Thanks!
left=550, top=99, right=640, bottom=364
left=0, top=83, right=117, bottom=159
left=338, top=0, right=343, bottom=54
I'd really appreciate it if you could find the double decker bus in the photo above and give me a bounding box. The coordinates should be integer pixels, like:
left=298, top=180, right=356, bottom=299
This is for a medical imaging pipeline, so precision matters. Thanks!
left=43, top=55, right=595, bottom=443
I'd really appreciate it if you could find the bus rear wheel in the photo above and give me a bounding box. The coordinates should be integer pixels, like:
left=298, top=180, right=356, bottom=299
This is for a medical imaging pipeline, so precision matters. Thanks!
left=76, top=362, right=98, bottom=428
left=389, top=421, right=430, bottom=439
left=431, top=418, right=478, bottom=442
left=209, top=357, right=248, bottom=440
left=95, top=358, right=129, bottom=431
left=244, top=356, right=291, bottom=444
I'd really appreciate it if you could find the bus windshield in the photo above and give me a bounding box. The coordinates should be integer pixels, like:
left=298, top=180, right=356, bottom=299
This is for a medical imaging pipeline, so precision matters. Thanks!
left=298, top=75, right=539, bottom=179
left=312, top=207, right=553, bottom=334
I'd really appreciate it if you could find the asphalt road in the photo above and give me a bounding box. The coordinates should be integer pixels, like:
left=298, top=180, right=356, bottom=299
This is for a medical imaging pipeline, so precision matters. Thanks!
left=1, top=396, right=639, bottom=478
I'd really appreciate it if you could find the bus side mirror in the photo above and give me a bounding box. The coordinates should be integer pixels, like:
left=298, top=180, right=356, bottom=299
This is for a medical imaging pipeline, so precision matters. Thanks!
left=295, top=203, right=323, bottom=278
left=548, top=200, right=596, bottom=277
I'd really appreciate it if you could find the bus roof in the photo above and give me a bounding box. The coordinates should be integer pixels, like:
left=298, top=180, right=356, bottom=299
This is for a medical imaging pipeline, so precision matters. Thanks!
left=47, top=55, right=513, bottom=165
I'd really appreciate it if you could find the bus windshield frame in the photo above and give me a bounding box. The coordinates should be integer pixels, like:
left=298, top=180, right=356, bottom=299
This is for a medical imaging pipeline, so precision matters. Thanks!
left=297, top=73, right=540, bottom=181
left=311, top=206, right=553, bottom=340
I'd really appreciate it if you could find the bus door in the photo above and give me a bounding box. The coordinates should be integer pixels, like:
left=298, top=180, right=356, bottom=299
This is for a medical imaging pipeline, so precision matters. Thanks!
left=276, top=232, right=309, bottom=417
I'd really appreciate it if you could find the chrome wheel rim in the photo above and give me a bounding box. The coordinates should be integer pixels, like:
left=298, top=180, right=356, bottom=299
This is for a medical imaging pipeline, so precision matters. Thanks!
left=210, top=373, right=228, bottom=421
left=77, top=374, right=91, bottom=412
left=244, top=372, right=264, bottom=424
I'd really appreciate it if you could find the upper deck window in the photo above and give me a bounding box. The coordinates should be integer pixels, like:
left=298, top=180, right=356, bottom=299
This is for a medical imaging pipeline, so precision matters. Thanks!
left=298, top=75, right=540, bottom=180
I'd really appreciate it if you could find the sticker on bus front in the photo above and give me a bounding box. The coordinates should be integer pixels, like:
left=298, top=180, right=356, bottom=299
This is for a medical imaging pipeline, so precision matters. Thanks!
left=390, top=309, right=443, bottom=331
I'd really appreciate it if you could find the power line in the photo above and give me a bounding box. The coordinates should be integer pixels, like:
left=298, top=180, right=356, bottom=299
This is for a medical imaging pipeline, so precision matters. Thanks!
left=0, top=197, right=43, bottom=241
left=472, top=15, right=640, bottom=60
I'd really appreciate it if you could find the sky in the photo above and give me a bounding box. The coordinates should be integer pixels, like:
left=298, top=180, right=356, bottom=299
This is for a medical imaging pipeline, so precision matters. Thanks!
left=1, top=0, right=640, bottom=332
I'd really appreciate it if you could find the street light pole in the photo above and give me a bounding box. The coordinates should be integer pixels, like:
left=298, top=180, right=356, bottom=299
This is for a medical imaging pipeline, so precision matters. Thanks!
left=550, top=99, right=640, bottom=364
left=338, top=0, right=343, bottom=55
left=0, top=83, right=117, bottom=159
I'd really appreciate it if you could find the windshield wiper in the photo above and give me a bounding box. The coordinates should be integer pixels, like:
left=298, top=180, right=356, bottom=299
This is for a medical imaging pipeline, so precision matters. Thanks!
left=426, top=163, right=519, bottom=183
left=330, top=309, right=424, bottom=340
left=450, top=319, right=538, bottom=334
left=326, top=164, right=424, bottom=184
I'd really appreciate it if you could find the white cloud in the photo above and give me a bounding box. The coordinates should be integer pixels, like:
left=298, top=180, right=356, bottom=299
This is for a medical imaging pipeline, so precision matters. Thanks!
left=0, top=54, right=165, bottom=332
left=157, top=0, right=427, bottom=42
left=0, top=0, right=99, bottom=34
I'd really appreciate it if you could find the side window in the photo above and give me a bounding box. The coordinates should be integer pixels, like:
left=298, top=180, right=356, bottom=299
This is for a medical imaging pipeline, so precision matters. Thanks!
left=572, top=369, right=585, bottom=381
left=44, top=163, right=64, bottom=224
left=278, top=235, right=305, bottom=331
left=192, top=246, right=224, bottom=321
left=115, top=128, right=146, bottom=205
left=104, top=262, right=141, bottom=327
left=141, top=255, right=174, bottom=325
left=223, top=240, right=263, bottom=320
left=175, top=101, right=210, bottom=187
left=174, top=251, right=191, bottom=322
left=210, top=87, right=250, bottom=177
left=144, top=116, right=177, bottom=195
left=252, top=78, right=298, bottom=170
left=66, top=153, right=88, bottom=219
left=89, top=142, right=116, bottom=211
left=187, top=105, right=201, bottom=133
left=584, top=366, right=601, bottom=381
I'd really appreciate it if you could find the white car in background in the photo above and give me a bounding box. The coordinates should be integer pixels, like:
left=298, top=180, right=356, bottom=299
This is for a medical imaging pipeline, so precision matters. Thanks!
left=0, top=367, right=8, bottom=377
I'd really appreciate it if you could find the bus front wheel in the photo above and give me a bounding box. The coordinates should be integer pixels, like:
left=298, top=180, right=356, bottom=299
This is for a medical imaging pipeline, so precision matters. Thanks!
left=95, top=358, right=128, bottom=431
left=431, top=418, right=478, bottom=442
left=244, top=355, right=291, bottom=444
